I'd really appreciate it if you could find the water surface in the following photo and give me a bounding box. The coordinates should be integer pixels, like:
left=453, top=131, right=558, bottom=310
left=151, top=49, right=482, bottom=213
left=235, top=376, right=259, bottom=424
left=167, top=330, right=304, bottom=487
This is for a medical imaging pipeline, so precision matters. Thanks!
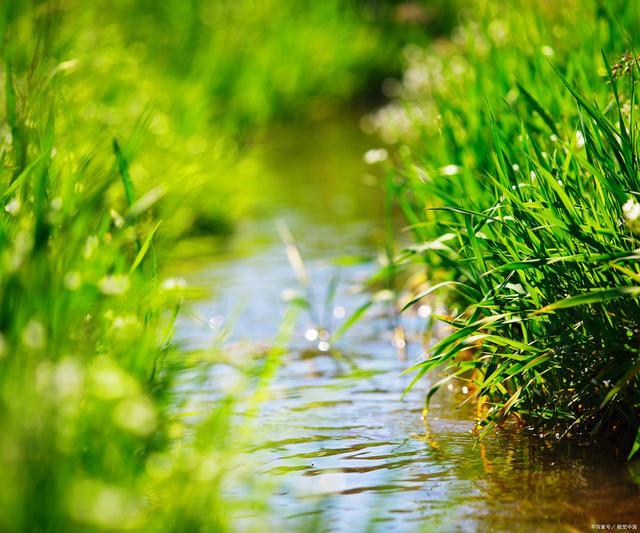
left=175, top=113, right=640, bottom=532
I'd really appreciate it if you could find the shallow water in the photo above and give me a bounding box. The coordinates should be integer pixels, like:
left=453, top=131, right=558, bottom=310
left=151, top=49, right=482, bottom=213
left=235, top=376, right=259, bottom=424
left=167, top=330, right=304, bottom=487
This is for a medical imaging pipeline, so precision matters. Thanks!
left=175, top=114, right=640, bottom=532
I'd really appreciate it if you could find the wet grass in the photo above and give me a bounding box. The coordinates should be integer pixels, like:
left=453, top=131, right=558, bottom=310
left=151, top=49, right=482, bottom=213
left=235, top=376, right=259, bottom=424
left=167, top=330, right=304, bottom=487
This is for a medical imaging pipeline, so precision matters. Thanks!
left=371, top=0, right=640, bottom=456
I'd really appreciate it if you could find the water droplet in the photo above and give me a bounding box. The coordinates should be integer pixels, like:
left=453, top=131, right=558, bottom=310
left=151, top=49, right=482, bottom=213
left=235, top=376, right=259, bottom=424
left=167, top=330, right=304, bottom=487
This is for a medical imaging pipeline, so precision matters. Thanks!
left=332, top=306, right=346, bottom=319
left=304, top=328, right=318, bottom=342
left=393, top=338, right=406, bottom=349
left=208, top=315, right=225, bottom=329
left=317, top=340, right=331, bottom=352
left=280, top=288, right=300, bottom=302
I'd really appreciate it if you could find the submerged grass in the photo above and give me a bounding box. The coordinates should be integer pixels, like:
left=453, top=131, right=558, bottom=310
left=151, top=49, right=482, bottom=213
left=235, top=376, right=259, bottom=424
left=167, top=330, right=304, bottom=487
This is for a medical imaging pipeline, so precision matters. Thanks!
left=371, top=0, right=640, bottom=455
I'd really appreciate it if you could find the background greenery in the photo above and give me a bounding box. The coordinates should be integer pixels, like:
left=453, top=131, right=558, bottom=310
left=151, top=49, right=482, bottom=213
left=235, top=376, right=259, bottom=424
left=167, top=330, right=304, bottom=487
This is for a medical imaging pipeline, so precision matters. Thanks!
left=4, top=0, right=640, bottom=530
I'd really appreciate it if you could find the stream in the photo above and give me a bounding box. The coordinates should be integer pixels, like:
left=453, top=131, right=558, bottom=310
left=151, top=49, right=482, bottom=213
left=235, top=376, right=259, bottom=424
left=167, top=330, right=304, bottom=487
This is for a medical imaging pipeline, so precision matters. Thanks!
left=173, top=113, right=640, bottom=532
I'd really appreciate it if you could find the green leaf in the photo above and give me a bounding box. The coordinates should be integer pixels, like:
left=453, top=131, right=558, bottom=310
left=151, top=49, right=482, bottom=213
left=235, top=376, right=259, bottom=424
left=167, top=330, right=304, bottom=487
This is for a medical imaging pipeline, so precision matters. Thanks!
left=129, top=221, right=162, bottom=274
left=113, top=138, right=135, bottom=208
left=537, top=287, right=640, bottom=313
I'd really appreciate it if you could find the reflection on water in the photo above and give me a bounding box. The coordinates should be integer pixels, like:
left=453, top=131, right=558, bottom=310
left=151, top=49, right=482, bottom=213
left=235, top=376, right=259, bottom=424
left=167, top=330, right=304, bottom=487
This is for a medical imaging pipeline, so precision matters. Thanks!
left=176, top=114, right=640, bottom=531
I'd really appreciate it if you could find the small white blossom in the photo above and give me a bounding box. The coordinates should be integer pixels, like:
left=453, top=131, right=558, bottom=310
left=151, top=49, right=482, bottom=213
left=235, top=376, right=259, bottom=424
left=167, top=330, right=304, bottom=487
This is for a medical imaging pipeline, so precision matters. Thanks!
left=541, top=45, right=555, bottom=57
left=4, top=198, right=20, bottom=215
left=50, top=196, right=62, bottom=211
left=440, top=164, right=462, bottom=176
left=22, top=319, right=46, bottom=349
left=623, top=197, right=640, bottom=234
left=110, top=209, right=125, bottom=229
left=161, top=277, right=187, bottom=291
left=98, top=275, right=130, bottom=296
left=64, top=271, right=82, bottom=291
left=575, top=130, right=585, bottom=150
left=363, top=148, right=388, bottom=165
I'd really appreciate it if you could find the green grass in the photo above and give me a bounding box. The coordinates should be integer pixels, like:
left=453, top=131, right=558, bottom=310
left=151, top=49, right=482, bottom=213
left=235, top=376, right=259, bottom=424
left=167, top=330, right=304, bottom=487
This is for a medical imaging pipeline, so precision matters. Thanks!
left=11, top=0, right=639, bottom=529
left=373, top=0, right=640, bottom=456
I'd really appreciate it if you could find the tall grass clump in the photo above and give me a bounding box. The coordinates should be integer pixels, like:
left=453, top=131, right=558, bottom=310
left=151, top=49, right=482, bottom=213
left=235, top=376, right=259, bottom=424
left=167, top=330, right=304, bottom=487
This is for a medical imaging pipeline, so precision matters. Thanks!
left=372, top=0, right=640, bottom=456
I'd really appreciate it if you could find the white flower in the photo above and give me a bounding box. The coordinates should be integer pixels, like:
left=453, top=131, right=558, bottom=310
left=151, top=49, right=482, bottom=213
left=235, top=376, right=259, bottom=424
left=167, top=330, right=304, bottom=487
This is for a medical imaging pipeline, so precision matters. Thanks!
left=623, top=198, right=640, bottom=234
left=4, top=198, right=20, bottom=215
left=64, top=271, right=82, bottom=291
left=110, top=209, right=125, bottom=229
left=623, top=198, right=640, bottom=221
left=363, top=148, right=388, bottom=165
left=161, top=277, right=187, bottom=291
left=98, top=275, right=130, bottom=296
left=22, top=319, right=46, bottom=349
left=575, top=130, right=585, bottom=150
left=440, top=164, right=462, bottom=176
left=53, top=357, right=84, bottom=399
left=50, top=196, right=62, bottom=211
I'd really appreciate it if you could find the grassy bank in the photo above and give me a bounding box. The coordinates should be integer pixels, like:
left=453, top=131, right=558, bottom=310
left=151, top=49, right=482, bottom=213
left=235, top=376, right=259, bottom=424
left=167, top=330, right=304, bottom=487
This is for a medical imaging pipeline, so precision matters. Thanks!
left=373, top=0, right=640, bottom=455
